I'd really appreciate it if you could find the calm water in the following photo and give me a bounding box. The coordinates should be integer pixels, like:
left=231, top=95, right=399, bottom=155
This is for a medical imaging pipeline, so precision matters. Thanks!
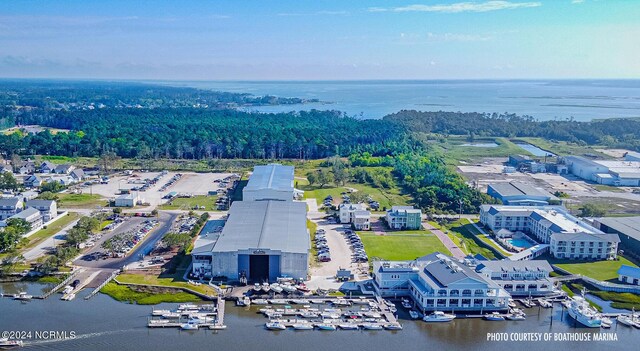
left=514, top=143, right=557, bottom=157
left=152, top=80, right=640, bottom=121
left=1, top=283, right=638, bottom=351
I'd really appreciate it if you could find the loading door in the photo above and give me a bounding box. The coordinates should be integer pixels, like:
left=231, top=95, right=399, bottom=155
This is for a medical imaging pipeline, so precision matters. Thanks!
left=249, top=254, right=270, bottom=282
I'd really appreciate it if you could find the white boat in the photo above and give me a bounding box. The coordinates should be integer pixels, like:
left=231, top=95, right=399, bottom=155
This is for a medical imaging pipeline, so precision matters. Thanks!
left=508, top=299, right=517, bottom=308
left=181, top=322, right=199, bottom=330
left=363, top=311, right=382, bottom=318
left=62, top=285, right=74, bottom=294
left=320, top=312, right=341, bottom=319
left=236, top=296, right=251, bottom=306
left=252, top=299, right=269, bottom=305
left=423, top=311, right=456, bottom=322
left=566, top=292, right=601, bottom=328
left=600, top=317, right=612, bottom=328
left=289, top=299, right=310, bottom=305
left=178, top=303, right=199, bottom=310
left=253, top=283, right=262, bottom=293
left=401, top=299, right=412, bottom=309
left=292, top=323, right=314, bottom=330
left=261, top=283, right=271, bottom=293
left=333, top=299, right=352, bottom=306
left=506, top=313, right=526, bottom=321
left=300, top=312, right=319, bottom=318
left=338, top=323, right=359, bottom=330
left=384, top=323, right=403, bottom=330
left=265, top=321, right=286, bottom=330
left=61, top=293, right=75, bottom=301
left=0, top=337, right=23, bottom=348
left=361, top=323, right=384, bottom=330
left=152, top=309, right=171, bottom=316
left=281, top=284, right=297, bottom=293
left=537, top=298, right=552, bottom=308
left=617, top=315, right=637, bottom=328
left=315, top=323, right=337, bottom=331
left=270, top=284, right=283, bottom=294
left=484, top=312, right=506, bottom=321
left=162, top=312, right=181, bottom=319
left=13, top=292, right=32, bottom=301
left=352, top=297, right=370, bottom=305
left=269, top=299, right=289, bottom=305
left=409, top=310, right=421, bottom=320
left=561, top=300, right=571, bottom=309
left=388, top=305, right=397, bottom=313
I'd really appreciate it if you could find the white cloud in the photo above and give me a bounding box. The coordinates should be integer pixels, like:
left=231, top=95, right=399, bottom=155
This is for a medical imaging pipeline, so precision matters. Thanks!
left=571, top=0, right=585, bottom=4
left=368, top=1, right=541, bottom=13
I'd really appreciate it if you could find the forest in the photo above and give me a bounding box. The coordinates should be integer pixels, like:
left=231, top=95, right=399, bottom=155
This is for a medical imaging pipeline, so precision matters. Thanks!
left=385, top=110, right=640, bottom=151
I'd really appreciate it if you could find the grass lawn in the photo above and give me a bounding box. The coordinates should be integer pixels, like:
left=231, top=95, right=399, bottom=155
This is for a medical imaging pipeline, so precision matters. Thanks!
left=432, top=219, right=497, bottom=259
left=435, top=137, right=530, bottom=164
left=307, top=220, right=319, bottom=267
left=160, top=195, right=218, bottom=211
left=57, top=193, right=107, bottom=208
left=359, top=230, right=451, bottom=261
left=302, top=182, right=410, bottom=210
left=115, top=273, right=218, bottom=296
left=550, top=256, right=639, bottom=282
left=21, top=212, right=82, bottom=251
left=462, top=219, right=512, bottom=257
left=593, top=184, right=626, bottom=193
left=513, top=137, right=610, bottom=158
left=101, top=281, right=202, bottom=305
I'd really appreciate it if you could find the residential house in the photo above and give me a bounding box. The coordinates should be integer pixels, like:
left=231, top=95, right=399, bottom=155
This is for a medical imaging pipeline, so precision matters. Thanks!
left=617, top=265, right=640, bottom=286
left=7, top=207, right=42, bottom=230
left=476, top=260, right=555, bottom=296
left=70, top=168, right=85, bottom=182
left=353, top=210, right=371, bottom=230
left=23, top=175, right=43, bottom=188
left=339, top=203, right=371, bottom=228
left=53, top=164, right=75, bottom=175
left=0, top=197, right=23, bottom=220
left=18, top=161, right=36, bottom=175
left=39, top=161, right=56, bottom=174
left=0, top=164, right=13, bottom=174
left=25, top=199, right=57, bottom=222
left=385, top=206, right=422, bottom=230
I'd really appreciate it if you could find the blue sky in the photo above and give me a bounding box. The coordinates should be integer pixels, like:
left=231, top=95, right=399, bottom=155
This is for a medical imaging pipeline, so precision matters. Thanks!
left=0, top=0, right=638, bottom=80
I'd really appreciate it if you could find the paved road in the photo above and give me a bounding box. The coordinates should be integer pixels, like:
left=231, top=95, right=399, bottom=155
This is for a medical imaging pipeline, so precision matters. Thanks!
left=422, top=221, right=466, bottom=260
left=22, top=217, right=82, bottom=261
left=74, top=212, right=178, bottom=270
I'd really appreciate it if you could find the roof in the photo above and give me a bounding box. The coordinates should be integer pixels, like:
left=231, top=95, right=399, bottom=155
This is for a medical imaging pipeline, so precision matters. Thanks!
left=0, top=197, right=22, bottom=207
left=117, top=193, right=137, bottom=200
left=71, top=169, right=85, bottom=177
left=11, top=207, right=40, bottom=219
left=417, top=252, right=490, bottom=288
left=594, top=216, right=640, bottom=242
left=243, top=164, right=294, bottom=193
left=340, top=203, right=366, bottom=211
left=354, top=210, right=370, bottom=218
left=551, top=232, right=620, bottom=243
left=25, top=199, right=55, bottom=208
left=477, top=260, right=553, bottom=273
left=488, top=182, right=553, bottom=199
left=617, top=265, right=640, bottom=279
left=389, top=205, right=421, bottom=214
left=41, top=161, right=55, bottom=169
left=624, top=151, right=640, bottom=160
left=565, top=156, right=603, bottom=168
left=212, top=200, right=309, bottom=254
left=482, top=205, right=602, bottom=235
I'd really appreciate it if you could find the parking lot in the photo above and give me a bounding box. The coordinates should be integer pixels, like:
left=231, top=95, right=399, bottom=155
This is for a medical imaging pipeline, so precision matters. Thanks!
left=83, top=171, right=234, bottom=208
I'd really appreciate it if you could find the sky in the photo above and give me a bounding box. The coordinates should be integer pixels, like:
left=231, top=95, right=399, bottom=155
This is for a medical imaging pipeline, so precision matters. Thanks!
left=0, top=0, right=638, bottom=80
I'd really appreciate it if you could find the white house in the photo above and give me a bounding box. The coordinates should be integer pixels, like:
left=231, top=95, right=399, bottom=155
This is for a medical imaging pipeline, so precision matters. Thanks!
left=25, top=199, right=57, bottom=222
left=339, top=203, right=371, bottom=229
left=0, top=197, right=23, bottom=220
left=353, top=210, right=371, bottom=230
left=617, top=265, right=640, bottom=285
left=53, top=164, right=75, bottom=175
left=70, top=169, right=85, bottom=181
left=23, top=175, right=43, bottom=188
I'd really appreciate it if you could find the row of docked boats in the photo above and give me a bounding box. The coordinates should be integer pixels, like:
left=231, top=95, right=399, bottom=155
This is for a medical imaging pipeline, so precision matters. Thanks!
left=265, top=321, right=402, bottom=331
left=252, top=282, right=309, bottom=294
left=259, top=306, right=384, bottom=320
left=248, top=297, right=375, bottom=307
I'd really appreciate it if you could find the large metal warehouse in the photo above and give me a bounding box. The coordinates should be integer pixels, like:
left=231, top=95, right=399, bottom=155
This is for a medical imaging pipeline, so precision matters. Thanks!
left=193, top=200, right=309, bottom=282
left=242, top=163, right=294, bottom=201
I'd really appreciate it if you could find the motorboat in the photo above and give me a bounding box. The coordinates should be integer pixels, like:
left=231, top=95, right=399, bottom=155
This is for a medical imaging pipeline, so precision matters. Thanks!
left=152, top=309, right=171, bottom=316
left=566, top=292, right=601, bottom=328
left=252, top=299, right=269, bottom=305
left=0, top=337, right=23, bottom=348
left=178, top=303, right=199, bottom=310
left=320, top=312, right=341, bottom=319
left=409, top=310, right=421, bottom=320
left=506, top=313, right=526, bottom=321
left=484, top=312, right=506, bottom=321
left=338, top=323, right=359, bottom=330
left=265, top=321, right=286, bottom=330
left=384, top=323, right=403, bottom=330
left=315, top=323, right=337, bottom=331
left=261, top=283, right=271, bottom=293
left=617, top=315, right=638, bottom=328
left=508, top=299, right=517, bottom=308
left=333, top=299, right=352, bottom=307
left=62, top=285, right=74, bottom=294
left=236, top=296, right=251, bottom=306
left=401, top=299, right=412, bottom=309
left=270, top=284, right=283, bottom=294
left=296, top=285, right=310, bottom=293
left=281, top=284, right=297, bottom=293
left=13, top=292, right=32, bottom=301
left=388, top=305, right=397, bottom=313
left=343, top=311, right=363, bottom=318
left=162, top=312, right=182, bottom=319
left=363, top=311, right=382, bottom=318
left=289, top=299, right=309, bottom=305
left=352, top=297, right=370, bottom=305
left=537, top=298, right=552, bottom=308
left=292, top=323, right=314, bottom=330
left=600, top=317, right=612, bottom=328
left=423, top=311, right=456, bottom=322
left=181, top=322, right=199, bottom=330
left=61, top=293, right=75, bottom=301
left=269, top=299, right=289, bottom=305
left=561, top=300, right=571, bottom=309
left=300, top=312, right=319, bottom=318
left=253, top=283, right=262, bottom=293
left=361, top=323, right=384, bottom=330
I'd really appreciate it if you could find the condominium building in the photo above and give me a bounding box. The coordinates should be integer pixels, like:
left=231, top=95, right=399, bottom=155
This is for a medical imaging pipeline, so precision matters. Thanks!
left=0, top=197, right=23, bottom=220
left=479, top=205, right=620, bottom=260
left=385, top=206, right=422, bottom=230
left=476, top=260, right=555, bottom=296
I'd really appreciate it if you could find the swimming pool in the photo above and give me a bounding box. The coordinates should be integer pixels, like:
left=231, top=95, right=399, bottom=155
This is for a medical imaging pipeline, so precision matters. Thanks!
left=508, top=238, right=534, bottom=249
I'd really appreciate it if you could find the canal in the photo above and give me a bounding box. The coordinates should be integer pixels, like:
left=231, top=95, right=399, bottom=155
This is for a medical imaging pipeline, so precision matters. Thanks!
left=1, top=283, right=638, bottom=351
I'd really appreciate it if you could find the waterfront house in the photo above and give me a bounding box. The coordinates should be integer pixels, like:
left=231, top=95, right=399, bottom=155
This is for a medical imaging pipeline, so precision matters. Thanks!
left=476, top=260, right=554, bottom=296
left=617, top=265, right=640, bottom=285
left=385, top=206, right=422, bottom=230
left=0, top=197, right=23, bottom=220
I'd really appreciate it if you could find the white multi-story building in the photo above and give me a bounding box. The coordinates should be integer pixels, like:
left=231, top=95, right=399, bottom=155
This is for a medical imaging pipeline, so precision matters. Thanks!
left=339, top=203, right=371, bottom=230
left=0, top=197, right=23, bottom=220
left=480, top=205, right=620, bottom=260
left=25, top=199, right=57, bottom=222
left=372, top=253, right=510, bottom=311
left=476, top=260, right=554, bottom=296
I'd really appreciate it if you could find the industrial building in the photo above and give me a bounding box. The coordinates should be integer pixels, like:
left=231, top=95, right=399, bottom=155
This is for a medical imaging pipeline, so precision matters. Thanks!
left=487, top=181, right=558, bottom=206
left=242, top=164, right=295, bottom=201
left=564, top=156, right=640, bottom=186
left=191, top=200, right=309, bottom=282
left=592, top=216, right=640, bottom=260
left=480, top=205, right=620, bottom=260
left=114, top=193, right=141, bottom=207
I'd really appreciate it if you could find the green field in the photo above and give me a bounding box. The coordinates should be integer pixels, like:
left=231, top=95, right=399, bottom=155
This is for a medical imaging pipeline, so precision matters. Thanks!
left=512, top=137, right=610, bottom=158
left=101, top=281, right=202, bottom=305
left=57, top=193, right=107, bottom=208
left=432, top=137, right=530, bottom=164
left=359, top=230, right=451, bottom=261
left=160, top=195, right=219, bottom=210
left=302, top=182, right=410, bottom=210
left=115, top=273, right=218, bottom=296
left=431, top=219, right=497, bottom=259
left=307, top=220, right=319, bottom=266
left=551, top=256, right=639, bottom=282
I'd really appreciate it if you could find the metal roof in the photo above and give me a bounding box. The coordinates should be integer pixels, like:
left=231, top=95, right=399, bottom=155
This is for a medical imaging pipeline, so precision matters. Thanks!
left=488, top=182, right=554, bottom=199
left=477, top=260, right=553, bottom=273
left=212, top=200, right=309, bottom=254
left=594, top=216, right=640, bottom=241
left=243, top=164, right=294, bottom=192
left=0, top=197, right=21, bottom=207
left=617, top=265, right=640, bottom=279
